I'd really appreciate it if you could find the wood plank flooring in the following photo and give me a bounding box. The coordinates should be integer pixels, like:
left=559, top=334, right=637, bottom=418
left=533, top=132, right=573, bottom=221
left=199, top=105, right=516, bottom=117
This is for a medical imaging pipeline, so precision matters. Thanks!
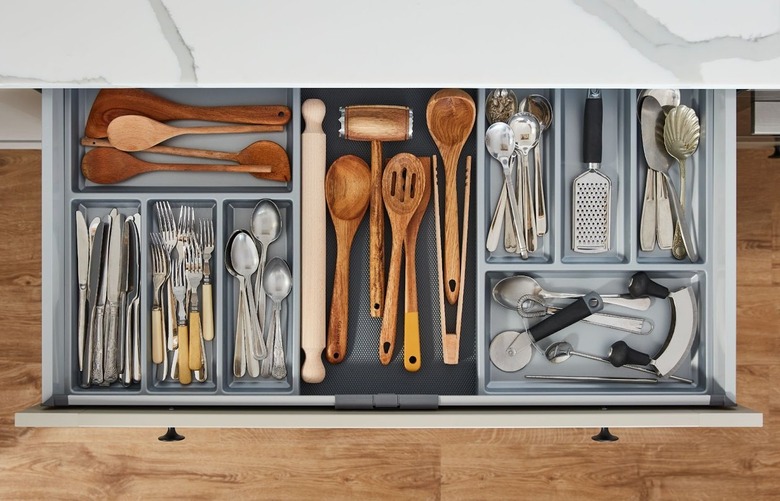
left=0, top=148, right=778, bottom=499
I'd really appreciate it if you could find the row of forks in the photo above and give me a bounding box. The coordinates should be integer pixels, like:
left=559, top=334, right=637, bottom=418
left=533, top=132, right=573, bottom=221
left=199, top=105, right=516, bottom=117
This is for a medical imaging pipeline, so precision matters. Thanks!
left=151, top=202, right=215, bottom=385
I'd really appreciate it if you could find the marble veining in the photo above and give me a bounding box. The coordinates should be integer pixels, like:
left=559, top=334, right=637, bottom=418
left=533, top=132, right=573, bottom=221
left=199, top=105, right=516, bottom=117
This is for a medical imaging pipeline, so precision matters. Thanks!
left=1, top=0, right=780, bottom=87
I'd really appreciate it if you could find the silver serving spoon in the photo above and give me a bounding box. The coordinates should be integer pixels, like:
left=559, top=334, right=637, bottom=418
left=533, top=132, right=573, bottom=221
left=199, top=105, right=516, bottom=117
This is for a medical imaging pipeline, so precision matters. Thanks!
left=485, top=122, right=527, bottom=259
left=519, top=94, right=553, bottom=236
left=509, top=112, right=541, bottom=252
left=663, top=105, right=700, bottom=260
left=492, top=275, right=652, bottom=311
left=229, top=230, right=267, bottom=361
left=545, top=341, right=692, bottom=384
left=225, top=231, right=261, bottom=377
left=250, top=200, right=282, bottom=340
left=485, top=88, right=518, bottom=124
left=262, top=257, right=292, bottom=380
left=641, top=97, right=699, bottom=262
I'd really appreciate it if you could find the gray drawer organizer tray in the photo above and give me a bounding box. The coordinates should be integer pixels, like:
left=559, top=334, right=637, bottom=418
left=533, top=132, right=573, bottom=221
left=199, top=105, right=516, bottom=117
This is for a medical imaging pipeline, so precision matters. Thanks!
left=41, top=88, right=736, bottom=408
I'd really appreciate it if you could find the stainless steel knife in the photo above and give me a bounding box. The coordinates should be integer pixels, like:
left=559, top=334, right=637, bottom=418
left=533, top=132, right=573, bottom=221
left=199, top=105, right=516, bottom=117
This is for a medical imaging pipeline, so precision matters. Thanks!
left=120, top=217, right=131, bottom=386
left=104, top=210, right=124, bottom=384
left=91, top=212, right=114, bottom=385
left=131, top=213, right=142, bottom=383
left=81, top=220, right=105, bottom=388
left=75, top=211, right=89, bottom=372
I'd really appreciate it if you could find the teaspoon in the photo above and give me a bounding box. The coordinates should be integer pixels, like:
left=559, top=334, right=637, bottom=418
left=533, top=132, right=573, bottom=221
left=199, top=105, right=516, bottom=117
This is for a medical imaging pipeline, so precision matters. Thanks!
left=262, top=257, right=292, bottom=380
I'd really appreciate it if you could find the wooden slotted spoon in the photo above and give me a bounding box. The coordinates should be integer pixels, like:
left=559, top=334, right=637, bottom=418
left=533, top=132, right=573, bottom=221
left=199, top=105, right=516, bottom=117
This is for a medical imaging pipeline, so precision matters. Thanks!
left=378, top=153, right=426, bottom=365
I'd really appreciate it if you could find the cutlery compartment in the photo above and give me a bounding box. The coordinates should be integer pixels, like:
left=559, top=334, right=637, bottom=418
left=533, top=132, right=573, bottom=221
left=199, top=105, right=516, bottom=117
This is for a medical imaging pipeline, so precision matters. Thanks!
left=69, top=88, right=294, bottom=193
left=636, top=89, right=709, bottom=264
left=559, top=89, right=632, bottom=263
left=481, top=270, right=709, bottom=401
left=299, top=88, right=478, bottom=397
left=484, top=88, right=556, bottom=264
left=221, top=199, right=297, bottom=394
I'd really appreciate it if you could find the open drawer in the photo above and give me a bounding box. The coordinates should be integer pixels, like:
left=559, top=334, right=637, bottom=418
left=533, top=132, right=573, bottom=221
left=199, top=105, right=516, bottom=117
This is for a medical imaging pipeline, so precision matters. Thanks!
left=16, top=88, right=762, bottom=429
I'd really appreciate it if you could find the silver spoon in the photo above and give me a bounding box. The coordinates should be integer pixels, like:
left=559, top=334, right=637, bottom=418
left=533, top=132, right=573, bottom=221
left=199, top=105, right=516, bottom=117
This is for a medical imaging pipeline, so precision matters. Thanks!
left=492, top=275, right=652, bottom=311
left=485, top=122, right=527, bottom=259
left=225, top=230, right=260, bottom=377
left=509, top=112, right=541, bottom=252
left=250, top=200, right=282, bottom=340
left=545, top=341, right=692, bottom=384
left=485, top=89, right=518, bottom=124
left=519, top=94, right=553, bottom=236
left=663, top=105, right=700, bottom=260
left=229, top=230, right=267, bottom=361
left=262, top=257, right=292, bottom=380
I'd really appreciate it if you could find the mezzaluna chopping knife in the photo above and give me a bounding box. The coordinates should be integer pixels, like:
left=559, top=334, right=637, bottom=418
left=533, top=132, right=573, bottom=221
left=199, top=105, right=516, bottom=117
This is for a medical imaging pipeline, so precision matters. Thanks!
left=75, top=211, right=89, bottom=371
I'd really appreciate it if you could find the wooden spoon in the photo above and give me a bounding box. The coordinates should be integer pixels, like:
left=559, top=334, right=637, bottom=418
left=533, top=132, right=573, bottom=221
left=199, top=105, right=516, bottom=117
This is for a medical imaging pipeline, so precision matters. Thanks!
left=81, top=148, right=273, bottom=184
left=85, top=88, right=291, bottom=138
left=403, top=156, right=432, bottom=372
left=81, top=137, right=291, bottom=182
left=426, top=89, right=475, bottom=306
left=107, top=115, right=284, bottom=151
left=324, top=155, right=371, bottom=364
left=379, top=153, right=426, bottom=365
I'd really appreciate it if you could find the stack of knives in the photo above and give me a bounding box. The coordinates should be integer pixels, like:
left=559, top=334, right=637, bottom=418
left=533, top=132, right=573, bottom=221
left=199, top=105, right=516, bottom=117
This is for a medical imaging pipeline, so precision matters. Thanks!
left=76, top=209, right=141, bottom=387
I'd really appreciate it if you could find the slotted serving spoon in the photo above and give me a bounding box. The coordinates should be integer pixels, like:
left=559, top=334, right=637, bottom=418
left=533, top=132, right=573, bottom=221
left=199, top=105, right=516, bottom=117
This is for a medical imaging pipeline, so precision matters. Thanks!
left=378, top=153, right=426, bottom=365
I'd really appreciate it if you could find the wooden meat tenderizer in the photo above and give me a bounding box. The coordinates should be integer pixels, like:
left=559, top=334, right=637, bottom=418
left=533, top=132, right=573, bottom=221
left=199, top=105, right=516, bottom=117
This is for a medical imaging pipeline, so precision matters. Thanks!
left=339, top=105, right=413, bottom=318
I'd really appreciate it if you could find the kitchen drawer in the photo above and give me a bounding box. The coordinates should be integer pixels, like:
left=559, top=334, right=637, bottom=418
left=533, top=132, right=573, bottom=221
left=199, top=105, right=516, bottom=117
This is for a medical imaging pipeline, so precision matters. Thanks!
left=16, top=88, right=762, bottom=430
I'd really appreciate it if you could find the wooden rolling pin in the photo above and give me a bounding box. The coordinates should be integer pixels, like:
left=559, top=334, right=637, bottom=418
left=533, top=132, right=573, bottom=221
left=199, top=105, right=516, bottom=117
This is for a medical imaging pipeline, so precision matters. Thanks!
left=300, top=99, right=327, bottom=384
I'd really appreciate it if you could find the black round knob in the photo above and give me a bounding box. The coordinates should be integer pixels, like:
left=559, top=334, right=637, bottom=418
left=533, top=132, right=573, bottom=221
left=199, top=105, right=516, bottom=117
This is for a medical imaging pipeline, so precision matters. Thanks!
left=628, top=272, right=669, bottom=299
left=608, top=340, right=652, bottom=367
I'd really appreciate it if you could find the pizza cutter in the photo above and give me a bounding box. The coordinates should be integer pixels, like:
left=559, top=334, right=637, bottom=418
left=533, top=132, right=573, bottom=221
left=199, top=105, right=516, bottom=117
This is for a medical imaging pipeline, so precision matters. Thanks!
left=490, top=291, right=604, bottom=372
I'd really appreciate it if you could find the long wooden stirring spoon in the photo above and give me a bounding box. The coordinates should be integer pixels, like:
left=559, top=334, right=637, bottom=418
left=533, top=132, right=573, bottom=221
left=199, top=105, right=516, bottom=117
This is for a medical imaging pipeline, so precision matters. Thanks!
left=325, top=155, right=371, bottom=364
left=82, top=137, right=291, bottom=182
left=379, top=153, right=426, bottom=365
left=402, top=156, right=432, bottom=372
left=107, top=115, right=284, bottom=151
left=81, top=148, right=271, bottom=184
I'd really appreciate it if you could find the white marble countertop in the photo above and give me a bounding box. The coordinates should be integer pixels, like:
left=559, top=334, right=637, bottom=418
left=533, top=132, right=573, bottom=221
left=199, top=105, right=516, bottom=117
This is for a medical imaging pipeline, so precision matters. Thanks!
left=1, top=0, right=779, bottom=88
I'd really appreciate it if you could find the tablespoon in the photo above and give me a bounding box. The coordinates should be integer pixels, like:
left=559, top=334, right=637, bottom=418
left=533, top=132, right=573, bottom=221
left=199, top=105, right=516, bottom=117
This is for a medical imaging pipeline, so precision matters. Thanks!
left=263, top=257, right=292, bottom=380
left=225, top=231, right=253, bottom=376
left=508, top=112, right=541, bottom=252
left=485, top=123, right=526, bottom=259
left=250, top=200, right=282, bottom=340
left=229, top=231, right=267, bottom=360
left=519, top=94, right=553, bottom=236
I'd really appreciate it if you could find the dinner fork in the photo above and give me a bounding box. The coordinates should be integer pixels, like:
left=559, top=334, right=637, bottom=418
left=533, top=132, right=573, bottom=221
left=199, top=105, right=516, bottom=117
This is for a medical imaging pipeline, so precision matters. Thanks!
left=155, top=201, right=178, bottom=363
left=171, top=259, right=191, bottom=385
left=150, top=233, right=167, bottom=366
left=199, top=218, right=215, bottom=342
left=185, top=239, right=204, bottom=371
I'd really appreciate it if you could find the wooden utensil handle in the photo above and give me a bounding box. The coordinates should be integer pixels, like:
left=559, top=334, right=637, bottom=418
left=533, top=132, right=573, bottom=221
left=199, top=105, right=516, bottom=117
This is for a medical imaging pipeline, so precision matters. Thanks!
left=202, top=283, right=214, bottom=341
left=379, top=237, right=404, bottom=365
left=448, top=155, right=472, bottom=365
left=327, top=239, right=351, bottom=364
left=443, top=152, right=461, bottom=306
left=152, top=307, right=164, bottom=364
left=404, top=234, right=421, bottom=372
left=369, top=140, right=385, bottom=318
left=177, top=324, right=191, bottom=385
left=168, top=104, right=291, bottom=126
left=82, top=137, right=236, bottom=162
left=145, top=162, right=272, bottom=174
left=178, top=124, right=284, bottom=135
left=300, top=98, right=327, bottom=384
left=189, top=312, right=202, bottom=371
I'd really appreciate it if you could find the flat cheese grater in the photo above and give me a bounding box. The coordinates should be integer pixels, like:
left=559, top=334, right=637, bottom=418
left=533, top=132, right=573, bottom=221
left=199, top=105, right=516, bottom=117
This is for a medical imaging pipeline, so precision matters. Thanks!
left=573, top=89, right=611, bottom=253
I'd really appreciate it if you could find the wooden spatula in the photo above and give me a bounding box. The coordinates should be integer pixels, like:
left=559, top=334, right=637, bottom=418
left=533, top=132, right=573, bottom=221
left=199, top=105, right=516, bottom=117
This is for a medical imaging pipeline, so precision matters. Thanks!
left=85, top=88, right=291, bottom=138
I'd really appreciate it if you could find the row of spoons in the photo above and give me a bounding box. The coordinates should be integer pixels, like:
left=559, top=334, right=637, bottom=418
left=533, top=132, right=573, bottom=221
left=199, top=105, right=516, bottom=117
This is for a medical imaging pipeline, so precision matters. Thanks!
left=224, top=200, right=292, bottom=379
left=484, top=90, right=553, bottom=257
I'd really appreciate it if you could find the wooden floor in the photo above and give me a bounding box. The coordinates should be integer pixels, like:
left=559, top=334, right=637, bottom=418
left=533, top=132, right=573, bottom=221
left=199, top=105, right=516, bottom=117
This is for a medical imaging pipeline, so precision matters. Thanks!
left=0, top=148, right=778, bottom=499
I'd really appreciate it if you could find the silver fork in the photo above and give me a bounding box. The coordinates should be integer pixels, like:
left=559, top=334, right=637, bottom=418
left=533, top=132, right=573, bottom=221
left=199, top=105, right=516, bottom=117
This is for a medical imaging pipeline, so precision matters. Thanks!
left=155, top=201, right=178, bottom=374
left=171, top=259, right=191, bottom=385
left=150, top=233, right=168, bottom=381
left=199, top=218, right=215, bottom=343
left=186, top=237, right=205, bottom=377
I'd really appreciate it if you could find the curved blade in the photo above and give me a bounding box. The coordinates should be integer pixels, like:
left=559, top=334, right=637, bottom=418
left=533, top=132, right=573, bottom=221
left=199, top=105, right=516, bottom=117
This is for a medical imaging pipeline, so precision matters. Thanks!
left=653, top=287, right=698, bottom=376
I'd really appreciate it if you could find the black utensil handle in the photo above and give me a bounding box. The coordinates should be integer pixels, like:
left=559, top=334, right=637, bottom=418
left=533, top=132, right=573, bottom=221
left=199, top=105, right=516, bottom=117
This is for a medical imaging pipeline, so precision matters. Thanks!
left=583, top=90, right=602, bottom=164
left=628, top=271, right=670, bottom=299
left=608, top=340, right=653, bottom=367
left=530, top=291, right=604, bottom=342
